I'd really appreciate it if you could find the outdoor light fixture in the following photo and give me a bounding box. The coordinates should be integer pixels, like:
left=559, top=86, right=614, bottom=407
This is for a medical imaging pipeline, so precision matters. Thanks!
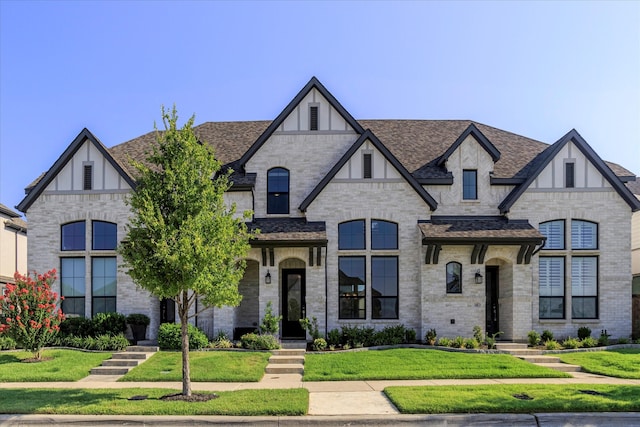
left=265, top=270, right=271, bottom=284
left=475, top=270, right=483, bottom=284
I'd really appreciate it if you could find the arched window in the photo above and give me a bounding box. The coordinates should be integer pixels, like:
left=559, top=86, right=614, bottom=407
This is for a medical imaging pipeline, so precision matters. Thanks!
left=446, top=262, right=462, bottom=294
left=61, top=221, right=86, bottom=251
left=371, top=219, right=398, bottom=250
left=338, top=220, right=365, bottom=250
left=267, top=167, right=289, bottom=214
left=571, top=220, right=597, bottom=250
left=92, top=221, right=117, bottom=250
left=539, top=220, right=565, bottom=250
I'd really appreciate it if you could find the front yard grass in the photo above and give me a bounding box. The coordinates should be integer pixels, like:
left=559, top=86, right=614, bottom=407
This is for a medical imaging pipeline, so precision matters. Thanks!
left=0, top=388, right=308, bottom=416
left=385, top=384, right=640, bottom=413
left=0, top=350, right=112, bottom=382
left=304, top=348, right=570, bottom=381
left=557, top=349, right=640, bottom=378
left=120, top=351, right=270, bottom=382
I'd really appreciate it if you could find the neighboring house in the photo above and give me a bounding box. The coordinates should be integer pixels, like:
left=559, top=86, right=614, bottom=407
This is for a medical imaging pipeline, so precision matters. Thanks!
left=17, top=77, right=640, bottom=342
left=0, top=203, right=27, bottom=294
left=629, top=180, right=640, bottom=339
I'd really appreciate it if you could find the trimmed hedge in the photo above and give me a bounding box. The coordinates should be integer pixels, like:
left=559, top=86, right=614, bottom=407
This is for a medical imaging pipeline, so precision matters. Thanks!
left=157, top=323, right=209, bottom=350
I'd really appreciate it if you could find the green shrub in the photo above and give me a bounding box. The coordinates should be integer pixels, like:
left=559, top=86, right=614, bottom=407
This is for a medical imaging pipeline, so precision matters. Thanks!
left=451, top=336, right=465, bottom=348
left=464, top=338, right=480, bottom=349
left=312, top=338, right=327, bottom=351
left=405, top=328, right=417, bottom=343
left=92, top=312, right=127, bottom=336
left=544, top=339, right=561, bottom=350
left=259, top=301, right=282, bottom=335
left=577, top=326, right=591, bottom=340
left=598, top=330, right=610, bottom=346
left=425, top=328, right=437, bottom=345
left=616, top=337, right=630, bottom=344
left=326, top=328, right=341, bottom=346
left=472, top=325, right=483, bottom=343
left=485, top=331, right=502, bottom=349
left=59, top=317, right=94, bottom=337
left=54, top=334, right=128, bottom=351
left=126, top=313, right=150, bottom=326
left=0, top=335, right=16, bottom=350
left=562, top=337, right=582, bottom=349
left=527, top=330, right=541, bottom=346
left=299, top=316, right=321, bottom=340
left=541, top=329, right=554, bottom=343
left=341, top=325, right=375, bottom=347
left=210, top=331, right=234, bottom=349
left=437, top=337, right=451, bottom=347
left=581, top=336, right=598, bottom=348
left=157, top=323, right=209, bottom=350
left=240, top=333, right=280, bottom=350
left=373, top=325, right=407, bottom=346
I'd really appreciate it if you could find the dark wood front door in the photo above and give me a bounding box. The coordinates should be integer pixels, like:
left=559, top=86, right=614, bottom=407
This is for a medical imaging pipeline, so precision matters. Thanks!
left=281, top=269, right=306, bottom=339
left=485, top=266, right=499, bottom=336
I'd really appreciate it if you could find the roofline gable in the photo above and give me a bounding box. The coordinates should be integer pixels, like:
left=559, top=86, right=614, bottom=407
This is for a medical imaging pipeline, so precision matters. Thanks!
left=499, top=129, right=640, bottom=213
left=299, top=129, right=438, bottom=212
left=436, top=123, right=501, bottom=167
left=17, top=128, right=136, bottom=213
left=238, top=77, right=366, bottom=167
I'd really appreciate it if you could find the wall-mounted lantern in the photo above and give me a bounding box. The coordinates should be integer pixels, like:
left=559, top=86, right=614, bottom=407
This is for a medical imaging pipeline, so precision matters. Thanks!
left=265, top=270, right=272, bottom=285
left=475, top=269, right=483, bottom=284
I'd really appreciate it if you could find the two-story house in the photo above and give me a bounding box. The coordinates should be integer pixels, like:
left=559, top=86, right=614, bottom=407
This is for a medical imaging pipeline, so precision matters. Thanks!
left=0, top=203, right=27, bottom=295
left=17, top=77, right=640, bottom=342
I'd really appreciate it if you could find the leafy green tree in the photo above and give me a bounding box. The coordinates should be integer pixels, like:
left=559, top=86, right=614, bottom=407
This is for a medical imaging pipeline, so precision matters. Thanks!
left=119, top=106, right=253, bottom=396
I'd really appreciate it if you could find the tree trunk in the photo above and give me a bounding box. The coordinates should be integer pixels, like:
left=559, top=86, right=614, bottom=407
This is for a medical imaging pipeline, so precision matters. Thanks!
left=180, top=291, right=191, bottom=396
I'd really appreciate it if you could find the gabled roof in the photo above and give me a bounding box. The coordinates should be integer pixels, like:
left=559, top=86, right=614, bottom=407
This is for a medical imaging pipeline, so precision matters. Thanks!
left=17, top=128, right=137, bottom=213
left=238, top=77, right=366, bottom=168
left=0, top=203, right=20, bottom=218
left=299, top=129, right=438, bottom=212
left=436, top=123, right=500, bottom=167
left=499, top=129, right=640, bottom=213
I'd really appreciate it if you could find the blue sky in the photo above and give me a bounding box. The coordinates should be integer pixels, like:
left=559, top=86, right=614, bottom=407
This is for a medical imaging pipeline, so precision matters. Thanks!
left=1, top=1, right=639, bottom=216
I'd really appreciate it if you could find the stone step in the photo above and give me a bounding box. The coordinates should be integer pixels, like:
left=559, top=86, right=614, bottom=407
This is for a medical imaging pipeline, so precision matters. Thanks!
left=504, top=349, right=543, bottom=356
left=265, top=364, right=304, bottom=374
left=101, top=359, right=141, bottom=367
left=90, top=366, right=133, bottom=375
left=534, top=362, right=581, bottom=372
left=272, top=349, right=306, bottom=357
left=111, top=352, right=150, bottom=360
left=495, top=343, right=529, bottom=350
left=518, top=355, right=561, bottom=364
left=126, top=345, right=159, bottom=352
left=280, top=341, right=307, bottom=350
left=269, top=355, right=305, bottom=365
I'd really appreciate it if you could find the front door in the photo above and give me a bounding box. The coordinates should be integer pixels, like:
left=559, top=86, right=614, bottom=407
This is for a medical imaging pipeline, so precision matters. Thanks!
left=281, top=269, right=306, bottom=339
left=485, top=266, right=499, bottom=337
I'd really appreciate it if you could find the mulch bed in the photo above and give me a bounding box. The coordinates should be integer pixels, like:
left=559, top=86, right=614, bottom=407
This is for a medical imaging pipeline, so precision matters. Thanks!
left=160, top=393, right=219, bottom=402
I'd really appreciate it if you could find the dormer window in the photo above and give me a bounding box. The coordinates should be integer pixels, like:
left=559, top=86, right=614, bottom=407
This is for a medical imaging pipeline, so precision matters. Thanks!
left=83, top=163, right=93, bottom=190
left=309, top=105, right=319, bottom=131
left=565, top=162, right=575, bottom=188
left=463, top=169, right=477, bottom=200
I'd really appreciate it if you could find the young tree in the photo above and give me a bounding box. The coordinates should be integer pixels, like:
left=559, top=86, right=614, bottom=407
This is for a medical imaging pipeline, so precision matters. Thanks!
left=119, top=106, right=253, bottom=396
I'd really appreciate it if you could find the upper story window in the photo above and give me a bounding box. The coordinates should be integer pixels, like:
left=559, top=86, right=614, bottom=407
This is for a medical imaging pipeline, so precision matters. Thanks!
left=92, top=221, right=117, bottom=250
left=267, top=167, right=289, bottom=214
left=371, top=220, right=398, bottom=250
left=446, top=262, right=462, bottom=293
left=83, top=163, right=93, bottom=190
left=61, top=221, right=86, bottom=251
left=565, top=162, right=575, bottom=188
left=539, top=220, right=565, bottom=250
left=309, top=105, right=319, bottom=131
left=338, top=220, right=365, bottom=250
left=571, top=220, right=597, bottom=249
left=462, top=170, right=477, bottom=200
left=363, top=153, right=372, bottom=179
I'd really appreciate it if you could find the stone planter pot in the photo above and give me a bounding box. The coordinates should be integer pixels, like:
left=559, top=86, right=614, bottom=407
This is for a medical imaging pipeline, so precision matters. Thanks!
left=130, top=324, right=147, bottom=344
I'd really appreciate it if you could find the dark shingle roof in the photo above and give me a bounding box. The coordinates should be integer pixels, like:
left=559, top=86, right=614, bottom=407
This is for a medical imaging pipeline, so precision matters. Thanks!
left=419, top=216, right=544, bottom=243
left=248, top=218, right=326, bottom=245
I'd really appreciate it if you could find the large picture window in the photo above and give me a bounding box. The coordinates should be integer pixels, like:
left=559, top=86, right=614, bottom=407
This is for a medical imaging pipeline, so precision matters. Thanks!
left=61, top=221, right=86, bottom=251
left=572, top=256, right=598, bottom=319
left=92, top=257, right=117, bottom=316
left=338, top=220, right=365, bottom=250
left=371, top=220, right=398, bottom=250
left=571, top=220, right=597, bottom=250
left=446, top=262, right=462, bottom=294
left=339, top=257, right=365, bottom=319
left=372, top=256, right=398, bottom=319
left=61, top=257, right=85, bottom=317
left=539, top=220, right=565, bottom=250
left=267, top=167, right=289, bottom=214
left=539, top=257, right=565, bottom=319
left=93, top=221, right=117, bottom=250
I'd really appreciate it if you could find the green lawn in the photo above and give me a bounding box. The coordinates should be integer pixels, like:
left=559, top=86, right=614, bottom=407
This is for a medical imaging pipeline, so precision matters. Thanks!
left=385, top=384, right=640, bottom=414
left=557, top=349, right=640, bottom=378
left=0, top=388, right=308, bottom=416
left=0, top=350, right=112, bottom=382
left=120, top=351, right=270, bottom=382
left=304, top=348, right=570, bottom=381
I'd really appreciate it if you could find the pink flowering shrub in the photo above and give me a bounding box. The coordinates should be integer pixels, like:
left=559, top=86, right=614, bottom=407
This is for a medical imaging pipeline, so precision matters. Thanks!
left=0, top=269, right=65, bottom=360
